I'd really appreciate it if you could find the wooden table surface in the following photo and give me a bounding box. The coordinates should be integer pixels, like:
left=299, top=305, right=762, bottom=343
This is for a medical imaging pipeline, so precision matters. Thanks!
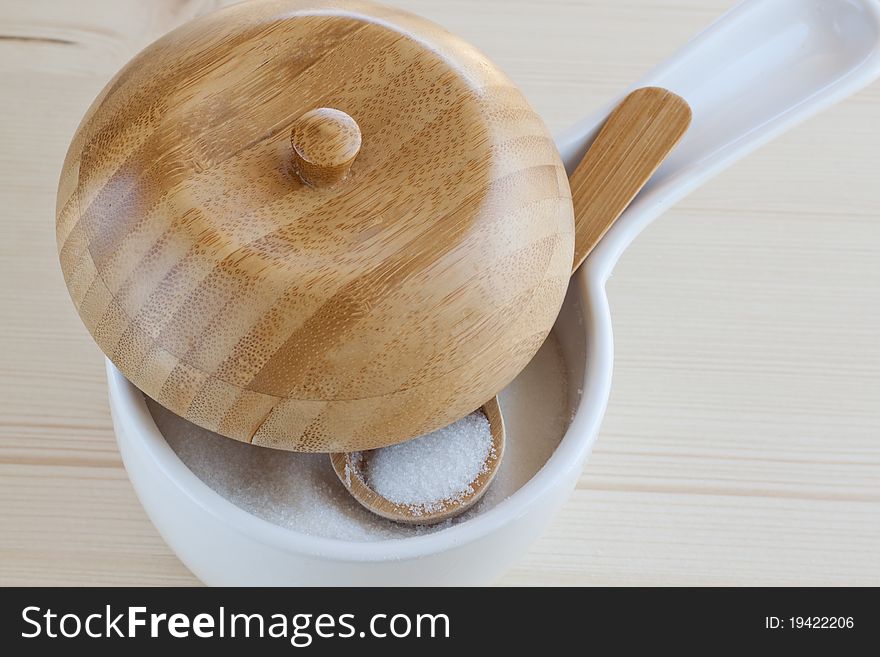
left=1, top=0, right=878, bottom=586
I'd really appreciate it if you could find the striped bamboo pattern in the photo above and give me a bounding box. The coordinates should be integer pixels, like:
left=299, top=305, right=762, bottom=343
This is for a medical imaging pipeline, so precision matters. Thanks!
left=56, top=0, right=574, bottom=452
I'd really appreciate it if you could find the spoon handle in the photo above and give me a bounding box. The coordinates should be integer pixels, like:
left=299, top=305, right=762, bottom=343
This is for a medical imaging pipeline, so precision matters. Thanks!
left=569, top=87, right=691, bottom=273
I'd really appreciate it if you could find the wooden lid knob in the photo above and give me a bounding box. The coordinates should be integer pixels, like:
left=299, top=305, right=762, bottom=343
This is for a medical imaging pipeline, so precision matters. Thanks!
left=290, top=107, right=361, bottom=187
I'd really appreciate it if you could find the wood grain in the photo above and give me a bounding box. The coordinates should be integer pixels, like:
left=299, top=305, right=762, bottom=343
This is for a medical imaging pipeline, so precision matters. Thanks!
left=1, top=0, right=878, bottom=586
left=329, top=398, right=505, bottom=524
left=55, top=0, right=574, bottom=452
left=569, top=87, right=691, bottom=271
left=290, top=108, right=362, bottom=187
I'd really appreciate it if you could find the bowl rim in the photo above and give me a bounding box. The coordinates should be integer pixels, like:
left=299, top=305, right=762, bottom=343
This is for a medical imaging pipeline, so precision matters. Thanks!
left=109, top=270, right=615, bottom=563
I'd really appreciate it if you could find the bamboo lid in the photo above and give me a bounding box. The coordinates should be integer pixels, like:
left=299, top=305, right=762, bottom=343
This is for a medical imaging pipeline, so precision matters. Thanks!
left=56, top=0, right=574, bottom=452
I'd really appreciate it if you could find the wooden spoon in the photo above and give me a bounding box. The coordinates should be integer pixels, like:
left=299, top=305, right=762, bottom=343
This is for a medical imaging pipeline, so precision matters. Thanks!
left=570, top=86, right=693, bottom=271
left=332, top=87, right=691, bottom=524
left=330, top=397, right=505, bottom=525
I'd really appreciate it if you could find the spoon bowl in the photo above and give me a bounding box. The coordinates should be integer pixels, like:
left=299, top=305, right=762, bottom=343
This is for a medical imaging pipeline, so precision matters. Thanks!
left=330, top=398, right=505, bottom=525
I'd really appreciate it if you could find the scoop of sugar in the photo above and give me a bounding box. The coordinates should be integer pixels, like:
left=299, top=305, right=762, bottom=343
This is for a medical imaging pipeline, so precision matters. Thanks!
left=366, top=411, right=493, bottom=512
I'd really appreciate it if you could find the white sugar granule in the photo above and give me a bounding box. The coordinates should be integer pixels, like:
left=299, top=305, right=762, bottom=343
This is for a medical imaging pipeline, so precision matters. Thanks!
left=365, top=411, right=493, bottom=513
left=148, top=330, right=575, bottom=542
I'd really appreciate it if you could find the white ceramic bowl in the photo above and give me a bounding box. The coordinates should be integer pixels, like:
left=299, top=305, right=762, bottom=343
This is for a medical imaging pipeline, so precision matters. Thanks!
left=108, top=0, right=880, bottom=585
left=109, top=279, right=599, bottom=586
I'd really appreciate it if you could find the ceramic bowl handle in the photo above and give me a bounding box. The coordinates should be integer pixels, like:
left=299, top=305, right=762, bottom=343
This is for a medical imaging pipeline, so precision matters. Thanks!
left=557, top=0, right=880, bottom=282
